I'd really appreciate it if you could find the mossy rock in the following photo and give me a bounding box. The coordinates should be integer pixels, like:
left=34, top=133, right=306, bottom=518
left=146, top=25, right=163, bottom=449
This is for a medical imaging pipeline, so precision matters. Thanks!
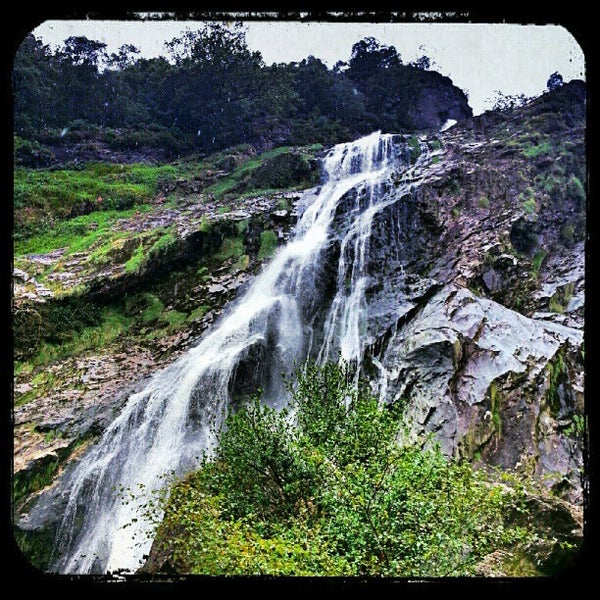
left=248, top=152, right=318, bottom=190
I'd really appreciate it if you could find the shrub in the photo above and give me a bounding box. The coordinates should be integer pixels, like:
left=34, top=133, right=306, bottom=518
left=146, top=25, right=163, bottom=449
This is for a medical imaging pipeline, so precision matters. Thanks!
left=146, top=362, right=538, bottom=576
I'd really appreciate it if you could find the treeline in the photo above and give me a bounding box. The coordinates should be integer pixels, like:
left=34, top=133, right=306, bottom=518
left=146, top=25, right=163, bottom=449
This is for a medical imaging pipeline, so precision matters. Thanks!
left=13, top=23, right=471, bottom=157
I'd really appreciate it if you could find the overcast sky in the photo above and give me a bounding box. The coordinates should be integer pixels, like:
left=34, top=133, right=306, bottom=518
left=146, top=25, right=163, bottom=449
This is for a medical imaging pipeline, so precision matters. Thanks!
left=31, top=19, right=585, bottom=116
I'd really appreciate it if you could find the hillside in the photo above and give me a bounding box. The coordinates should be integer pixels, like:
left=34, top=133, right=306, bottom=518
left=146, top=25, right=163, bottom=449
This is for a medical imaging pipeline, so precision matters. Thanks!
left=13, top=81, right=586, bottom=576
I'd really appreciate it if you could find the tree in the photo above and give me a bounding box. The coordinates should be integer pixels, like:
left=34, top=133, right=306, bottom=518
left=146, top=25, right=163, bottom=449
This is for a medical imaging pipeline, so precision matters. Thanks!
left=12, top=34, right=59, bottom=134
left=410, top=55, right=431, bottom=70
left=162, top=23, right=266, bottom=150
left=146, top=362, right=540, bottom=576
left=53, top=36, right=109, bottom=125
left=547, top=71, right=564, bottom=91
left=347, top=37, right=401, bottom=90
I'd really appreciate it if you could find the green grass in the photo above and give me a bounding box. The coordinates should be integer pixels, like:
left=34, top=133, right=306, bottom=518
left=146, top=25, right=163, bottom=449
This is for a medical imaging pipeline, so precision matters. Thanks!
left=523, top=198, right=537, bottom=214
left=258, top=230, right=278, bottom=261
left=19, top=307, right=134, bottom=372
left=188, top=305, right=209, bottom=322
left=88, top=233, right=130, bottom=265
left=14, top=205, right=152, bottom=256
left=478, top=197, right=490, bottom=209
left=215, top=237, right=245, bottom=262
left=141, top=293, right=166, bottom=323
left=205, top=145, right=317, bottom=202
left=14, top=163, right=178, bottom=214
left=522, top=140, right=552, bottom=158
left=125, top=242, right=146, bottom=274
left=163, top=310, right=187, bottom=329
left=148, top=230, right=178, bottom=260
left=531, top=250, right=547, bottom=277
left=407, top=135, right=421, bottom=164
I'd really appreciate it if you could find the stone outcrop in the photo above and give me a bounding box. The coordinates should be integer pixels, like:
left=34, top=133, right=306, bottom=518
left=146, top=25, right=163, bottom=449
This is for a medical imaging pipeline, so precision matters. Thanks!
left=370, top=285, right=584, bottom=502
left=12, top=82, right=586, bottom=570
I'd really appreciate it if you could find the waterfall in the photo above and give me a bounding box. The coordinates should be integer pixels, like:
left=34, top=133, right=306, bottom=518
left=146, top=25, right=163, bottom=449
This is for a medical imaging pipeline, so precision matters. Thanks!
left=34, top=131, right=422, bottom=574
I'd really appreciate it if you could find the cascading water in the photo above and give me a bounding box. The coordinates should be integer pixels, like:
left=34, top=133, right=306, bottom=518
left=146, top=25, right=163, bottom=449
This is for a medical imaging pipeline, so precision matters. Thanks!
left=28, top=131, right=426, bottom=574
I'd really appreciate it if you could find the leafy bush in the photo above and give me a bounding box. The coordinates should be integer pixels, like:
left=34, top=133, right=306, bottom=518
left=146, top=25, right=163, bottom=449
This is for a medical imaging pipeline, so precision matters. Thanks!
left=147, top=362, right=537, bottom=576
left=14, top=135, right=55, bottom=168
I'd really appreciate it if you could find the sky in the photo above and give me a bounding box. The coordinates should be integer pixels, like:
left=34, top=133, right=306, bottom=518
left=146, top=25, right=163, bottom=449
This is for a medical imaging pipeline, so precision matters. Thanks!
left=30, top=18, right=585, bottom=116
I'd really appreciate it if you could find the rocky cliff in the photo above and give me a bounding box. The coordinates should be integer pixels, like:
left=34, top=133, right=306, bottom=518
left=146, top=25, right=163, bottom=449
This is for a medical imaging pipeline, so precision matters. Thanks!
left=13, top=81, right=586, bottom=572
left=353, top=81, right=586, bottom=502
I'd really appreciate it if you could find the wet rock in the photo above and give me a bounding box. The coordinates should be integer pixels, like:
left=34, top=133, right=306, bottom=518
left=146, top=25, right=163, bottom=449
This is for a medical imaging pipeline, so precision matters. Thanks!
left=208, top=283, right=226, bottom=294
left=375, top=284, right=584, bottom=502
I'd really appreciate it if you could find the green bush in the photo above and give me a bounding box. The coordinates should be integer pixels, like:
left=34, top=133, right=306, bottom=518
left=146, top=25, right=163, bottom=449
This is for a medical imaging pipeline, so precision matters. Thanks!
left=146, top=362, right=538, bottom=576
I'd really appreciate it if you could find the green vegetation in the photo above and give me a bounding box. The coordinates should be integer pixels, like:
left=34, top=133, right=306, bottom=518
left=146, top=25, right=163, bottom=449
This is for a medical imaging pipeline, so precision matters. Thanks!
left=523, top=198, right=537, bottom=215
left=566, top=175, right=585, bottom=205
left=489, top=380, right=502, bottom=437
left=148, top=230, right=178, bottom=259
left=548, top=282, right=575, bottom=314
left=144, top=362, right=546, bottom=577
left=205, top=146, right=317, bottom=202
left=215, top=237, right=245, bottom=262
left=14, top=205, right=152, bottom=256
left=478, top=196, right=490, bottom=209
left=257, top=230, right=278, bottom=261
left=522, top=140, right=552, bottom=158
left=16, top=307, right=133, bottom=375
left=407, top=135, right=421, bottom=164
left=14, top=162, right=179, bottom=241
left=125, top=242, right=146, bottom=274
left=546, top=350, right=568, bottom=418
left=531, top=249, right=547, bottom=278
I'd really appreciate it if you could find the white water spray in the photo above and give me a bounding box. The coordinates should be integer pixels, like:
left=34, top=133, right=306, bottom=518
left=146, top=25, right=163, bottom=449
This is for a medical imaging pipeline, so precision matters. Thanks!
left=41, top=131, right=420, bottom=574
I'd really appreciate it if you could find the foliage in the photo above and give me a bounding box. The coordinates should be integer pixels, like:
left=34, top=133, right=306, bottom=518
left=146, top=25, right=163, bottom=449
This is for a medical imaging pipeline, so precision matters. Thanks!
left=523, top=198, right=537, bottom=214
left=124, top=242, right=146, bottom=274
left=14, top=27, right=470, bottom=153
left=490, top=90, right=532, bottom=112
left=522, top=141, right=552, bottom=158
left=547, top=71, right=564, bottom=91
left=257, top=230, right=278, bottom=261
left=147, top=362, right=539, bottom=576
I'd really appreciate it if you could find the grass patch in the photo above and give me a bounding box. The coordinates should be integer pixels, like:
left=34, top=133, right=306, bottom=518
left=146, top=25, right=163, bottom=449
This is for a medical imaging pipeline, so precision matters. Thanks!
left=14, top=162, right=177, bottom=215
left=14, top=205, right=152, bottom=256
left=522, top=140, right=552, bottom=158
left=187, top=305, right=209, bottom=322
left=148, top=230, right=178, bottom=260
left=258, top=230, right=278, bottom=261
left=478, top=197, right=490, bottom=209
left=141, top=293, right=166, bottom=324
left=522, top=198, right=537, bottom=215
left=531, top=250, right=547, bottom=277
left=216, top=237, right=245, bottom=262
left=407, top=135, right=421, bottom=164
left=125, top=241, right=146, bottom=274
left=20, top=307, right=133, bottom=372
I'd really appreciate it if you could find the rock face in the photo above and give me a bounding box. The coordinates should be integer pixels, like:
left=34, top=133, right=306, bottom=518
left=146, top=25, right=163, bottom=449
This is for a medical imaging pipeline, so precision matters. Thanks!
left=405, top=70, right=473, bottom=130
left=369, top=285, right=584, bottom=502
left=353, top=81, right=586, bottom=502
left=13, top=82, right=586, bottom=571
